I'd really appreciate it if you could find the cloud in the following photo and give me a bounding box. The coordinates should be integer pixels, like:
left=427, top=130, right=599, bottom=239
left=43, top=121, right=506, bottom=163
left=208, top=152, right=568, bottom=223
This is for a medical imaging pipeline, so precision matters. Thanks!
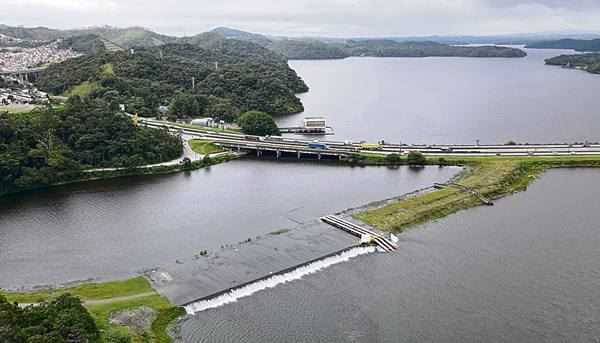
left=4, top=0, right=118, bottom=12
left=482, top=0, right=600, bottom=10
left=1, top=0, right=600, bottom=37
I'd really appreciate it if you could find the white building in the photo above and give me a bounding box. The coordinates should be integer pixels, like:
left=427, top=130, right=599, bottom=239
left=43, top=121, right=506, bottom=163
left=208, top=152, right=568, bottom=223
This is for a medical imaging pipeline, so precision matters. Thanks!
left=303, top=117, right=327, bottom=129
left=191, top=117, right=214, bottom=127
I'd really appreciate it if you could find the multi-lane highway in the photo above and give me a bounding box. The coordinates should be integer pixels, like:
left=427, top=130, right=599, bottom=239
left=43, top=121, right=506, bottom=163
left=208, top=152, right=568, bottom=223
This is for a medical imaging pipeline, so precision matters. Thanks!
left=139, top=117, right=600, bottom=158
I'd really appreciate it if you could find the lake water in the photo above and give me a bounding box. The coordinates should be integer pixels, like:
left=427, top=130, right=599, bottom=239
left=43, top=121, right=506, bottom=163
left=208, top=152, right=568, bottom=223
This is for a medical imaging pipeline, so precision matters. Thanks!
left=180, top=168, right=600, bottom=343
left=279, top=48, right=600, bottom=144
left=3, top=48, right=600, bottom=342
left=0, top=160, right=456, bottom=289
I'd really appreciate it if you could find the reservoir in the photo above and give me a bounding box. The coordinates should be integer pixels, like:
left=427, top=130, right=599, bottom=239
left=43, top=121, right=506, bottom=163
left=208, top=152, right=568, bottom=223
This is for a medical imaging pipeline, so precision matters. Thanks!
left=0, top=160, right=457, bottom=289
left=2, top=46, right=600, bottom=342
left=280, top=48, right=600, bottom=144
left=180, top=168, right=600, bottom=343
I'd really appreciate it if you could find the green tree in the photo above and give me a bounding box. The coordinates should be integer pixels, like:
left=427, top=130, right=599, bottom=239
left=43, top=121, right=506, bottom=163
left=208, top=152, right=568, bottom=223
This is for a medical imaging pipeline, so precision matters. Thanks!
left=0, top=294, right=100, bottom=343
left=238, top=111, right=280, bottom=136
left=205, top=96, right=240, bottom=122
left=385, top=153, right=402, bottom=164
left=407, top=151, right=426, bottom=166
left=170, top=93, right=200, bottom=118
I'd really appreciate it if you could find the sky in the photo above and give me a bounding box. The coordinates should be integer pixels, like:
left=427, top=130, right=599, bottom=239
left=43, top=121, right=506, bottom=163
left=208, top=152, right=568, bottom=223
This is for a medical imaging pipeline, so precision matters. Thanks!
left=2, top=0, right=600, bottom=37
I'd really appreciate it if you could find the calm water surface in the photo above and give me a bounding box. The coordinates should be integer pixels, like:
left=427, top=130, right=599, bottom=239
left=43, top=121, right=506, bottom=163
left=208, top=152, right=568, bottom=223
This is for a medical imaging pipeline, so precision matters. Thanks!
left=0, top=160, right=456, bottom=289
left=280, top=48, right=600, bottom=144
left=181, top=168, right=600, bottom=343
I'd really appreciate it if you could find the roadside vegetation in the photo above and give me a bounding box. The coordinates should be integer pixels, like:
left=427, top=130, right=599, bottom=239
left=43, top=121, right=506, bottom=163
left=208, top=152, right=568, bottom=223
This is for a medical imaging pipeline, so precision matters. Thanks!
left=1, top=277, right=184, bottom=342
left=189, top=140, right=224, bottom=155
left=354, top=154, right=600, bottom=232
left=238, top=110, right=280, bottom=136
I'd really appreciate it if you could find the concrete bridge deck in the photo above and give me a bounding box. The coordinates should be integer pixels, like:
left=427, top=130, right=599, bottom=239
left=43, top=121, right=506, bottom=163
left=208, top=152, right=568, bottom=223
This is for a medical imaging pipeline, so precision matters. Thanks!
left=140, top=118, right=600, bottom=159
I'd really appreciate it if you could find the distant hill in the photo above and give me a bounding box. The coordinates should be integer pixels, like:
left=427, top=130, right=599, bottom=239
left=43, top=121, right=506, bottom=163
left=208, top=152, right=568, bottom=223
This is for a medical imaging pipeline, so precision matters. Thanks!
left=210, top=27, right=272, bottom=46
left=58, top=34, right=108, bottom=54
left=0, top=24, right=64, bottom=41
left=74, top=26, right=176, bottom=48
left=343, top=40, right=526, bottom=58
left=0, top=24, right=528, bottom=59
left=526, top=39, right=600, bottom=52
left=269, top=39, right=350, bottom=60
left=204, top=27, right=526, bottom=59
left=0, top=25, right=175, bottom=49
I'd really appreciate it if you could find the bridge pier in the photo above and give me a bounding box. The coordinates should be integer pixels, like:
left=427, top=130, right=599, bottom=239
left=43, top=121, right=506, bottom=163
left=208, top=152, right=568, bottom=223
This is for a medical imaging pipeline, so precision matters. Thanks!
left=297, top=151, right=301, bottom=159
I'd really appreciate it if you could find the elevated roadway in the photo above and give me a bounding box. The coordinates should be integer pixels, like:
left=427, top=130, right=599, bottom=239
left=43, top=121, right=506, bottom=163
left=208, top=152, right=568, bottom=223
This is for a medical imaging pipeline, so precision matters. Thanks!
left=138, top=117, right=600, bottom=158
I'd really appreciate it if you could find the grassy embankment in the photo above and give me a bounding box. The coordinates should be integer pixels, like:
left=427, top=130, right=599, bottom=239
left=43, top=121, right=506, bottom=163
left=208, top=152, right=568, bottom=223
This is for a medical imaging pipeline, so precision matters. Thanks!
left=1, top=277, right=185, bottom=342
left=189, top=140, right=224, bottom=155
left=63, top=63, right=112, bottom=98
left=354, top=154, right=600, bottom=232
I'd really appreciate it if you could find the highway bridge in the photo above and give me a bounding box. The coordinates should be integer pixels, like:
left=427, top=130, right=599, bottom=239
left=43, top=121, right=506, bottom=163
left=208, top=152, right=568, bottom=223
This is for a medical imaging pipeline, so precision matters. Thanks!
left=0, top=67, right=46, bottom=83
left=139, top=117, right=600, bottom=159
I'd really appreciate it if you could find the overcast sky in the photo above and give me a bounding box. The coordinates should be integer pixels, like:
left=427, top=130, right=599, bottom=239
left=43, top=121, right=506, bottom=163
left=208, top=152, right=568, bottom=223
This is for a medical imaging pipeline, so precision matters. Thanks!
left=2, top=0, right=600, bottom=37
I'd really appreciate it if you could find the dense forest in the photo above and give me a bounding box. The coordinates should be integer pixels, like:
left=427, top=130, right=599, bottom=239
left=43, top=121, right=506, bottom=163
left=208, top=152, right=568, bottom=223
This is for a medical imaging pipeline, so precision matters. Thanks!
left=526, top=39, right=600, bottom=52
left=340, top=40, right=526, bottom=58
left=58, top=34, right=107, bottom=54
left=0, top=294, right=100, bottom=343
left=269, top=39, right=350, bottom=60
left=545, top=53, right=600, bottom=74
left=35, top=41, right=308, bottom=120
left=0, top=97, right=182, bottom=195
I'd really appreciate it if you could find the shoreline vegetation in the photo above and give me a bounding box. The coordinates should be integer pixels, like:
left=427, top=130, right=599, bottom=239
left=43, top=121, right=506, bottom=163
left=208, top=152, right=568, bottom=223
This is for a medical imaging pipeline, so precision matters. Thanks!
left=352, top=154, right=600, bottom=232
left=1, top=277, right=185, bottom=342
left=545, top=53, right=600, bottom=75
left=0, top=152, right=237, bottom=199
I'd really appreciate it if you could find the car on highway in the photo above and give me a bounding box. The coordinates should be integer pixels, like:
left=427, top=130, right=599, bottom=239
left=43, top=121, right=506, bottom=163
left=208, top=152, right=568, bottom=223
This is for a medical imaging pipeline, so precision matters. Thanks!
left=308, top=142, right=328, bottom=150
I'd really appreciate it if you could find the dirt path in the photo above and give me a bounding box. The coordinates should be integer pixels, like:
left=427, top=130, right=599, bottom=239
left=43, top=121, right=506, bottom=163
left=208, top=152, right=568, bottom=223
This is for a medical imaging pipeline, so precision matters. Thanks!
left=18, top=291, right=157, bottom=308
left=83, top=292, right=157, bottom=306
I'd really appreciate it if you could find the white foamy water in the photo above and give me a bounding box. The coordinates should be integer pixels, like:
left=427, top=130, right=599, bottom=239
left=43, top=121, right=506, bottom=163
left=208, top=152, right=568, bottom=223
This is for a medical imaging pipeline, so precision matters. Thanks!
left=185, top=246, right=376, bottom=314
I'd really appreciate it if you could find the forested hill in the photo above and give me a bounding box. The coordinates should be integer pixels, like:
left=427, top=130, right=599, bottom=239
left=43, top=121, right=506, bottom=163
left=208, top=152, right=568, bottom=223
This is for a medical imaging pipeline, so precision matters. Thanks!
left=0, top=98, right=182, bottom=196
left=545, top=54, right=600, bottom=74
left=341, top=40, right=527, bottom=58
left=269, top=39, right=350, bottom=60
left=35, top=41, right=308, bottom=119
left=526, top=39, right=600, bottom=52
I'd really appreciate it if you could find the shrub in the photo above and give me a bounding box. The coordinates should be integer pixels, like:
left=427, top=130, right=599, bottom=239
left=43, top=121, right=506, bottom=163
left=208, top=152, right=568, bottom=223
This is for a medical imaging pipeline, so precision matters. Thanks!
left=238, top=111, right=280, bottom=136
left=407, top=151, right=426, bottom=166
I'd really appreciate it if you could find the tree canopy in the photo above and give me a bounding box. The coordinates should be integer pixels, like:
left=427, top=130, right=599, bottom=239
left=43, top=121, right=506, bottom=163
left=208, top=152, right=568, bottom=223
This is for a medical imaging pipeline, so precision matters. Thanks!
left=0, top=97, right=182, bottom=195
left=35, top=42, right=308, bottom=121
left=0, top=294, right=100, bottom=343
left=545, top=53, right=600, bottom=74
left=407, top=151, right=427, bottom=165
left=238, top=111, right=280, bottom=136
